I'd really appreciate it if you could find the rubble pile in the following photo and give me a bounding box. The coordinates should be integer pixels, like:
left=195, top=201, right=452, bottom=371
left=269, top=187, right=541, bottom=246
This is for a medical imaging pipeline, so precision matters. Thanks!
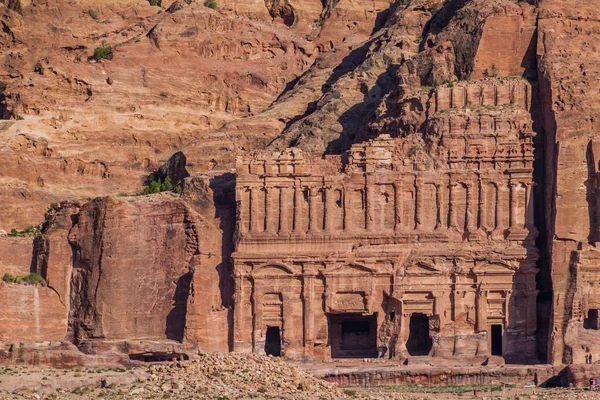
left=144, top=353, right=343, bottom=399
left=0, top=353, right=343, bottom=399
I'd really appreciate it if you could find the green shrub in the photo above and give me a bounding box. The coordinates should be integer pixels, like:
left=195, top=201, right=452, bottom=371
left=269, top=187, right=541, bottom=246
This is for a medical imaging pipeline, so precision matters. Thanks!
left=85, top=8, right=100, bottom=22
left=3, top=273, right=46, bottom=286
left=408, top=145, right=422, bottom=157
left=204, top=0, right=217, bottom=9
left=149, top=0, right=161, bottom=5
left=93, top=44, right=112, bottom=61
left=7, top=225, right=41, bottom=237
left=0, top=81, right=7, bottom=93
left=314, top=17, right=324, bottom=26
left=444, top=79, right=455, bottom=87
left=142, top=176, right=180, bottom=195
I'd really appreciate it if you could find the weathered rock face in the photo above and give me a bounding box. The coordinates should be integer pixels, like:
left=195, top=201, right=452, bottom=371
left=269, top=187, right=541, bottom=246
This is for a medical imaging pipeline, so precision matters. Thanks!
left=0, top=203, right=75, bottom=342
left=0, top=179, right=233, bottom=356
left=67, top=195, right=198, bottom=342
left=0, top=0, right=393, bottom=232
left=1, top=0, right=600, bottom=372
left=537, top=0, right=600, bottom=366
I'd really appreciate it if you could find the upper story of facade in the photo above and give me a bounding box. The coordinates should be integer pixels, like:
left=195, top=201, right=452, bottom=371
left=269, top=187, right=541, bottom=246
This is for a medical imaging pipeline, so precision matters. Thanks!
left=234, top=79, right=538, bottom=257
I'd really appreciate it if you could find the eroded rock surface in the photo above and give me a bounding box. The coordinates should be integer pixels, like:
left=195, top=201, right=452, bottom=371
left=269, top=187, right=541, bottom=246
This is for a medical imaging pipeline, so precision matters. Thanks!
left=0, top=0, right=600, bottom=378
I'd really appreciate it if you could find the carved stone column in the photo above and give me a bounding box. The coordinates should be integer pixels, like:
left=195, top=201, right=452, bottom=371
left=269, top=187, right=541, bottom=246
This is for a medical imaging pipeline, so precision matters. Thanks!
left=281, top=291, right=302, bottom=357
left=233, top=271, right=251, bottom=353
left=302, top=267, right=316, bottom=356
left=448, top=183, right=458, bottom=229
left=504, top=290, right=513, bottom=329
left=366, top=175, right=375, bottom=231
left=525, top=182, right=535, bottom=229
left=324, top=187, right=333, bottom=232
left=308, top=187, right=321, bottom=233
left=479, top=181, right=487, bottom=229
left=236, top=187, right=248, bottom=234
left=343, top=186, right=352, bottom=231
left=434, top=291, right=447, bottom=328
left=466, top=182, right=477, bottom=233
left=394, top=182, right=402, bottom=231
left=294, top=183, right=303, bottom=233
left=509, top=182, right=518, bottom=230
left=435, top=183, right=444, bottom=230
left=265, top=187, right=274, bottom=233
left=414, top=178, right=422, bottom=230
left=476, top=289, right=488, bottom=333
left=494, top=182, right=504, bottom=235
left=525, top=289, right=538, bottom=335
left=250, top=187, right=260, bottom=232
left=280, top=187, right=292, bottom=233
left=253, top=289, right=263, bottom=352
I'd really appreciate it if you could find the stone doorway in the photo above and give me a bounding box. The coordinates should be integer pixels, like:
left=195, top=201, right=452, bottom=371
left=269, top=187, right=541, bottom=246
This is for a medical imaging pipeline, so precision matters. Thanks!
left=406, top=313, right=432, bottom=356
left=329, top=314, right=377, bottom=358
left=490, top=324, right=503, bottom=356
left=584, top=309, right=599, bottom=330
left=264, top=326, right=281, bottom=356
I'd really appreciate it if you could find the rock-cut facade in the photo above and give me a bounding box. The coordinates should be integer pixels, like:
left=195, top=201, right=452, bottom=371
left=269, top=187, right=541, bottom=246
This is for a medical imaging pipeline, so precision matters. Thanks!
left=232, top=81, right=540, bottom=363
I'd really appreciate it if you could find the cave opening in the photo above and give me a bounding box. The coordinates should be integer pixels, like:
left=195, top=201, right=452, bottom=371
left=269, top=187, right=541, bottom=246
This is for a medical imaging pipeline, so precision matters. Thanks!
left=406, top=313, right=432, bottom=356
left=264, top=326, right=281, bottom=356
left=584, top=309, right=599, bottom=330
left=490, top=324, right=503, bottom=356
left=329, top=314, right=377, bottom=358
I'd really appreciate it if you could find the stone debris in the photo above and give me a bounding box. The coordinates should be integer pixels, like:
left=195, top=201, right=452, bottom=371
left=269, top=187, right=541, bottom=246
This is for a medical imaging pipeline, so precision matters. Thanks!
left=0, top=353, right=343, bottom=399
left=2, top=354, right=600, bottom=399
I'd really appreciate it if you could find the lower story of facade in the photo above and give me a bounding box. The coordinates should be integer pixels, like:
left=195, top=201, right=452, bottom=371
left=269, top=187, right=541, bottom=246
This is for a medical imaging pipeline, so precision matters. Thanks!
left=231, top=246, right=539, bottom=364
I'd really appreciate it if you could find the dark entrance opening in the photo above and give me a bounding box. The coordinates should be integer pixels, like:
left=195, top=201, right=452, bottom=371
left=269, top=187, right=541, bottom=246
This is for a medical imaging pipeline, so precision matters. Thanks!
left=491, top=324, right=503, bottom=356
left=329, top=314, right=377, bottom=358
left=406, top=313, right=432, bottom=356
left=264, top=326, right=281, bottom=356
left=584, top=309, right=599, bottom=330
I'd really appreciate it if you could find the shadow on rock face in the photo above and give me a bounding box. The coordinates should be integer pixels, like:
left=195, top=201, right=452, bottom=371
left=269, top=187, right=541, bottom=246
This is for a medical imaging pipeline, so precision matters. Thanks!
left=165, top=271, right=193, bottom=342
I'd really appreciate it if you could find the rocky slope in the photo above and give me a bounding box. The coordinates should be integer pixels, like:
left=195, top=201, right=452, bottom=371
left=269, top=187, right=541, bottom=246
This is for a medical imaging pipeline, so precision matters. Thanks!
left=0, top=0, right=391, bottom=231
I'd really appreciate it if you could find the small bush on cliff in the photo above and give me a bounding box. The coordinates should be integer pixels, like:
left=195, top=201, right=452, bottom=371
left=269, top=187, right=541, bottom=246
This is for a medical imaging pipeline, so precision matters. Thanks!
left=0, top=81, right=7, bottom=93
left=204, top=0, right=217, bottom=9
left=93, top=43, right=112, bottom=61
left=314, top=17, right=324, bottom=26
left=7, top=225, right=41, bottom=237
left=2, top=273, right=46, bottom=286
left=85, top=8, right=100, bottom=22
left=443, top=79, right=455, bottom=87
left=149, top=0, right=161, bottom=6
left=143, top=176, right=181, bottom=195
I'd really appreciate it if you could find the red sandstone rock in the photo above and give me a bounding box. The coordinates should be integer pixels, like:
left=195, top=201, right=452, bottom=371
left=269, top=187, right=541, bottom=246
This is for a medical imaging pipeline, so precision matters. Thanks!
left=0, top=0, right=599, bottom=377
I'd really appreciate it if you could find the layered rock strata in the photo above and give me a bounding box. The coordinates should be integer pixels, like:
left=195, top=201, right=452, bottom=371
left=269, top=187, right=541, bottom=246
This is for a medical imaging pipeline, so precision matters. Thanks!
left=0, top=0, right=599, bottom=375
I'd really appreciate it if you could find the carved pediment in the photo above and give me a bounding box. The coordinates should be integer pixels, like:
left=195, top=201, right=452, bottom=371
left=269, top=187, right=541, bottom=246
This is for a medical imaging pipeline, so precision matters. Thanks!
left=325, top=263, right=376, bottom=276
left=253, top=263, right=294, bottom=277
left=405, top=261, right=442, bottom=275
left=472, top=262, right=517, bottom=275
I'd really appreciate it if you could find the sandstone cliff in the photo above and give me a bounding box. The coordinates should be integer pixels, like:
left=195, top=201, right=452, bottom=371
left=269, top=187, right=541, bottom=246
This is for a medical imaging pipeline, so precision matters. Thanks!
left=0, top=0, right=598, bottom=371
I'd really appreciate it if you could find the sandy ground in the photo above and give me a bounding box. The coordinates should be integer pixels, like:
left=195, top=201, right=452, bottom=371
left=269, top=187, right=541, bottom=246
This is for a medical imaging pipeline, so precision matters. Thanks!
left=0, top=359, right=598, bottom=400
